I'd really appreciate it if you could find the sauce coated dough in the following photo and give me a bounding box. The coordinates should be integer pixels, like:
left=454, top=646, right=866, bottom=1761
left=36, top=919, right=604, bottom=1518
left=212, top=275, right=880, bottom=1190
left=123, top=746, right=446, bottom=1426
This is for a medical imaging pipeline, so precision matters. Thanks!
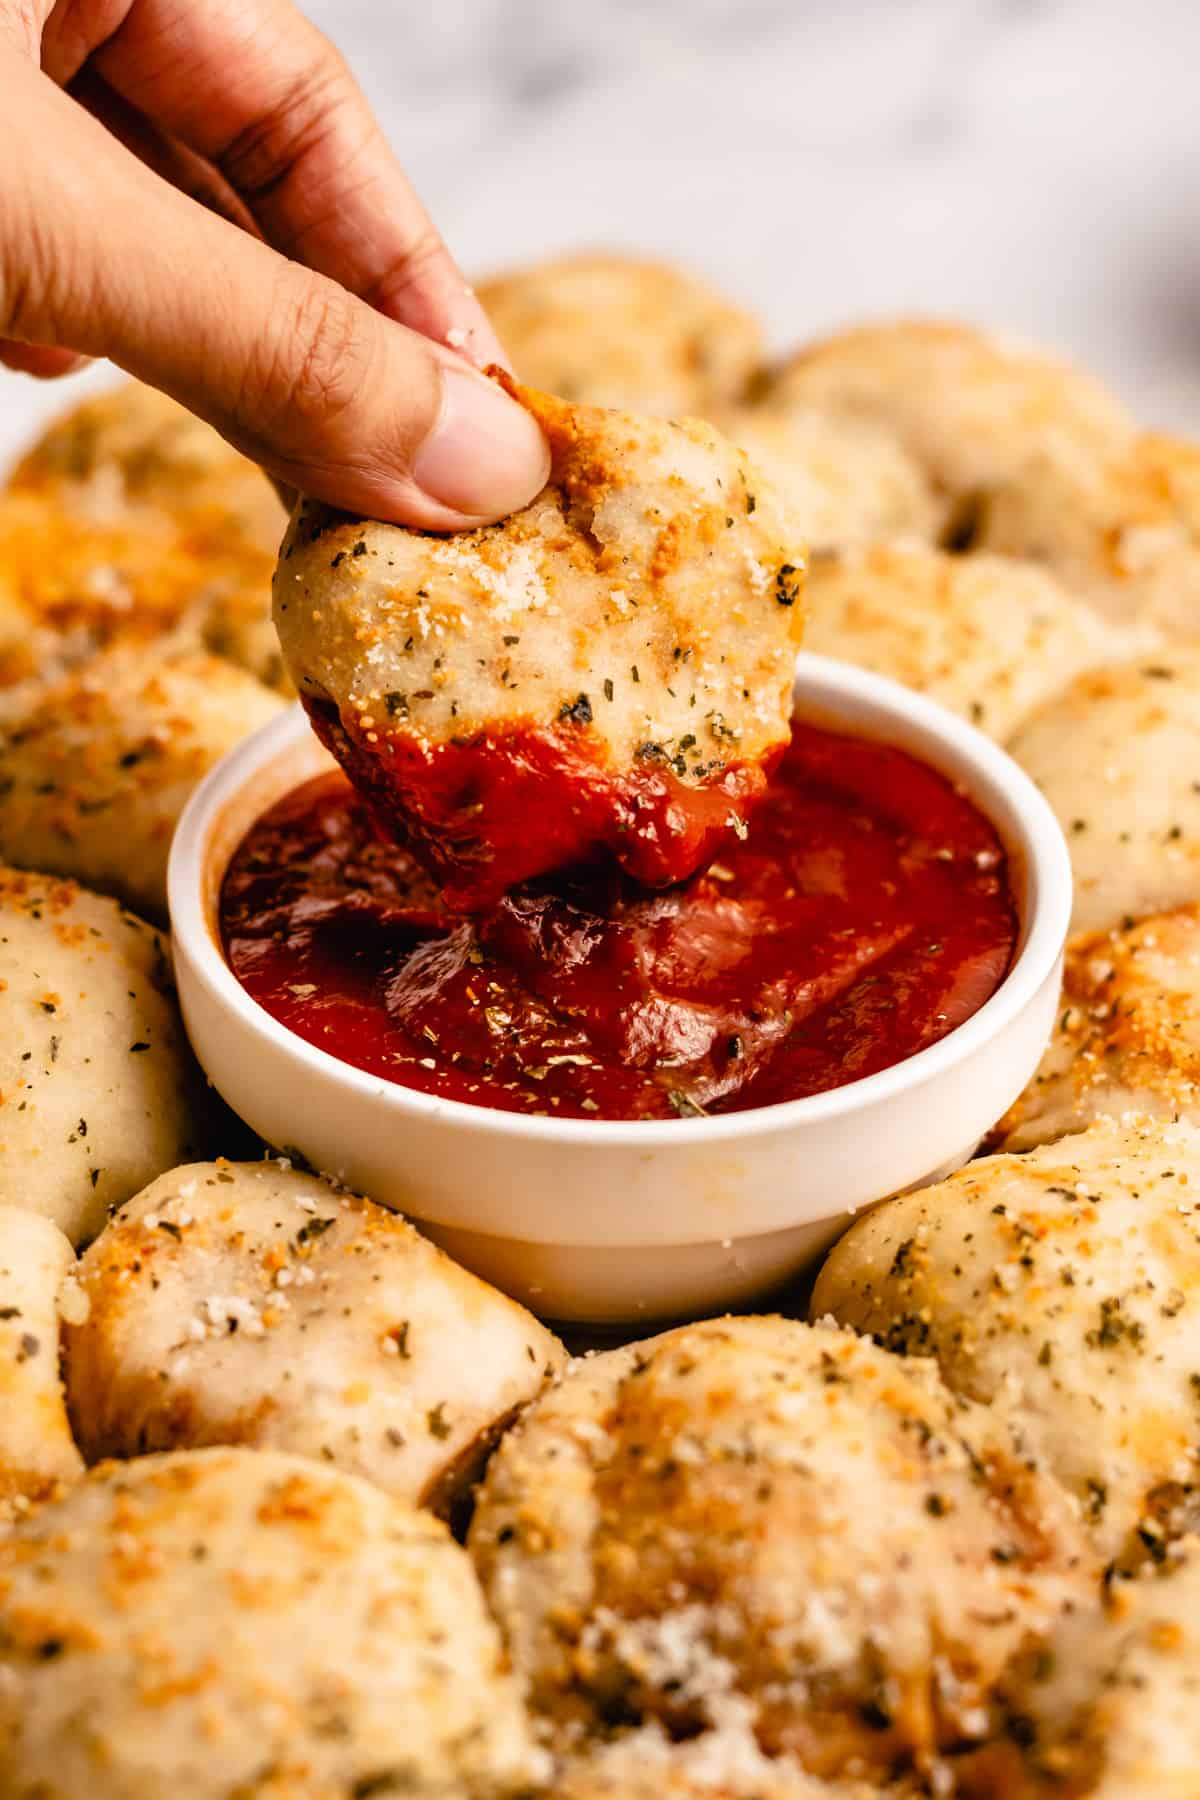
left=813, top=1117, right=1200, bottom=1566
left=0, top=1206, right=83, bottom=1506
left=0, top=1446, right=543, bottom=1800
left=0, top=869, right=211, bottom=1244
left=996, top=904, right=1200, bottom=1149
left=1008, top=646, right=1200, bottom=933
left=274, top=383, right=806, bottom=905
left=0, top=645, right=284, bottom=921
left=804, top=543, right=1139, bottom=741
left=477, top=253, right=764, bottom=416
left=469, top=1315, right=1091, bottom=1787
left=65, top=1160, right=564, bottom=1511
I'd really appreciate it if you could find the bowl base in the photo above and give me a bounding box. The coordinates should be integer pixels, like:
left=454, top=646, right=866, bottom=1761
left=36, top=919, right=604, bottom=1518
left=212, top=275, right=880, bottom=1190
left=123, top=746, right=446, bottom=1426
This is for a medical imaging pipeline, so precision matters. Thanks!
left=422, top=1137, right=981, bottom=1324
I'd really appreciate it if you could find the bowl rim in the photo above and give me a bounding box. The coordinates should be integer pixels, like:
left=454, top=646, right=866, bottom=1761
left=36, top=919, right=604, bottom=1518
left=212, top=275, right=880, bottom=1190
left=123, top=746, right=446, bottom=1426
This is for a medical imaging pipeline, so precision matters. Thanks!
left=168, top=652, right=1072, bottom=1149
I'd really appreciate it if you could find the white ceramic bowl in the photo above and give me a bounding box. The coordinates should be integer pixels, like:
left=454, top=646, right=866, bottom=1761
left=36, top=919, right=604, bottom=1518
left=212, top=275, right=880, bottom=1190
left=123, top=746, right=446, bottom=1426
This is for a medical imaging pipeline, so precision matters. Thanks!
left=169, top=655, right=1071, bottom=1323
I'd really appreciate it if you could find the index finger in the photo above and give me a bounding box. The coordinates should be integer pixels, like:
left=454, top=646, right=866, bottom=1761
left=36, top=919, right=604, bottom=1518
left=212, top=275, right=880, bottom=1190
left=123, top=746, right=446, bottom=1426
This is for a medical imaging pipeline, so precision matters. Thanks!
left=41, top=0, right=504, bottom=366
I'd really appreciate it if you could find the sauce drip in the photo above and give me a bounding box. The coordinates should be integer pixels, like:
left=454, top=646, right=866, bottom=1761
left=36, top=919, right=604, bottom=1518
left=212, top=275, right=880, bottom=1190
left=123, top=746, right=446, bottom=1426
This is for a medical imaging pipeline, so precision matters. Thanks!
left=221, top=722, right=1018, bottom=1122
left=304, top=693, right=773, bottom=912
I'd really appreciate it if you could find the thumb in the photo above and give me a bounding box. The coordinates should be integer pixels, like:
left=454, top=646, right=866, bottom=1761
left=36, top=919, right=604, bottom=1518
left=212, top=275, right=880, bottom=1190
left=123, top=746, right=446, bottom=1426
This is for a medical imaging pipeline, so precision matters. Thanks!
left=0, top=47, right=548, bottom=530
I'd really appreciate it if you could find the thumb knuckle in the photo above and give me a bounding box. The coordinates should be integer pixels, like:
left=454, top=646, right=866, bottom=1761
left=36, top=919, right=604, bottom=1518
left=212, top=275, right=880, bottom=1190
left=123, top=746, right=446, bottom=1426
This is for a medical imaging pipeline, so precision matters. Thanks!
left=250, top=273, right=373, bottom=438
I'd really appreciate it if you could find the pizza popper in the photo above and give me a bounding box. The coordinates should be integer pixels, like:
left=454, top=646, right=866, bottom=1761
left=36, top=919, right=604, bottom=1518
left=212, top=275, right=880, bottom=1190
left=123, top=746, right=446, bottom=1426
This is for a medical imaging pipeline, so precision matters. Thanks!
left=709, top=401, right=943, bottom=551
left=1008, top=647, right=1200, bottom=934
left=470, top=1315, right=1091, bottom=1786
left=0, top=645, right=284, bottom=921
left=976, top=430, right=1200, bottom=633
left=477, top=253, right=764, bottom=416
left=1, top=380, right=288, bottom=694
left=995, top=904, right=1200, bottom=1149
left=0, top=1447, right=542, bottom=1799
left=0, top=869, right=212, bottom=1244
left=813, top=1116, right=1200, bottom=1566
left=273, top=382, right=806, bottom=907
left=0, top=1206, right=83, bottom=1507
left=767, top=319, right=1135, bottom=519
left=997, top=1539, right=1200, bottom=1799
left=803, top=542, right=1139, bottom=741
left=65, top=1159, right=564, bottom=1510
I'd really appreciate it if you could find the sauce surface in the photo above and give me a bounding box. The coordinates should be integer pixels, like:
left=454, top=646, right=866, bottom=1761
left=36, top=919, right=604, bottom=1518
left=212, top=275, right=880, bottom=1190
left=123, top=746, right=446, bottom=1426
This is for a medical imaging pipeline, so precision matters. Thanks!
left=221, top=722, right=1018, bottom=1122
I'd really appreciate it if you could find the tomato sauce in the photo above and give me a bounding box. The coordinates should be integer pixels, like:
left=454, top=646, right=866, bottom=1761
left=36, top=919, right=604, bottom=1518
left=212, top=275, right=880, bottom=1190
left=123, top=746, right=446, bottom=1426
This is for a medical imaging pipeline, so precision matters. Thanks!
left=304, top=692, right=774, bottom=912
left=220, top=722, right=1018, bottom=1122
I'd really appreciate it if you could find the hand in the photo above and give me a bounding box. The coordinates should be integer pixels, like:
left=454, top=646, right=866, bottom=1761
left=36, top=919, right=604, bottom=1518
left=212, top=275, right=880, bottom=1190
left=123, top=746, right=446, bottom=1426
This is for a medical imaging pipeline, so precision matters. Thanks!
left=0, top=1, right=549, bottom=528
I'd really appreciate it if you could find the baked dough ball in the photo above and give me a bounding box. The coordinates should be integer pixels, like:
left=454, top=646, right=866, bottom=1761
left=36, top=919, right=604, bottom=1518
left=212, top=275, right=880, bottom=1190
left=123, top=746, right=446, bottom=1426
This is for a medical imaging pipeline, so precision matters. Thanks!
left=0, top=646, right=284, bottom=921
left=275, top=382, right=806, bottom=906
left=0, top=1207, right=83, bottom=1506
left=713, top=404, right=942, bottom=550
left=1007, top=647, right=1200, bottom=933
left=0, top=493, right=202, bottom=683
left=8, top=380, right=283, bottom=558
left=477, top=254, right=764, bottom=416
left=813, top=1116, right=1200, bottom=1565
left=977, top=431, right=1200, bottom=632
left=0, top=869, right=210, bottom=1244
left=199, top=574, right=293, bottom=693
left=995, top=1541, right=1200, bottom=1799
left=0, top=382, right=286, bottom=692
left=803, top=544, right=1136, bottom=740
left=469, top=1315, right=1091, bottom=1786
left=0, top=490, right=279, bottom=691
left=65, top=1159, right=565, bottom=1510
left=554, top=1732, right=872, bottom=1800
left=0, top=1446, right=542, bottom=1800
left=769, top=320, right=1133, bottom=514
left=995, top=906, right=1200, bottom=1150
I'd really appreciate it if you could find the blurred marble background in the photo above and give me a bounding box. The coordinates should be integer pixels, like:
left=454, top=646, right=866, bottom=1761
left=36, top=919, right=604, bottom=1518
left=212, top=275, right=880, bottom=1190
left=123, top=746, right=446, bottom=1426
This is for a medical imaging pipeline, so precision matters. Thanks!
left=5, top=0, right=1200, bottom=455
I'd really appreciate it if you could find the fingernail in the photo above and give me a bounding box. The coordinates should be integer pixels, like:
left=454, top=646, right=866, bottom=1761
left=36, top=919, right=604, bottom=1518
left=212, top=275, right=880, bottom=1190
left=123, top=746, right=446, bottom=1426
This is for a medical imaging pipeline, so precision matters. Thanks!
left=413, top=367, right=550, bottom=519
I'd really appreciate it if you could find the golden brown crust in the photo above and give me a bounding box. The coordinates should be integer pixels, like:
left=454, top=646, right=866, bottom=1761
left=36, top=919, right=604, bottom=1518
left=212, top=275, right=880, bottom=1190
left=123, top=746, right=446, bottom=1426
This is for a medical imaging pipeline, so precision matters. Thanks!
left=0, top=489, right=282, bottom=691
left=813, top=1117, right=1200, bottom=1567
left=713, top=402, right=943, bottom=551
left=0, top=1206, right=83, bottom=1508
left=553, top=1732, right=879, bottom=1798
left=470, top=1315, right=1092, bottom=1786
left=803, top=543, right=1142, bottom=740
left=995, top=906, right=1200, bottom=1149
left=976, top=430, right=1200, bottom=633
left=0, top=868, right=212, bottom=1244
left=1, top=382, right=287, bottom=692
left=1007, top=647, right=1200, bottom=933
left=981, top=1540, right=1200, bottom=1798
left=65, top=1159, right=565, bottom=1510
left=8, top=381, right=282, bottom=555
left=477, top=253, right=764, bottom=415
left=0, top=1447, right=543, bottom=1798
left=0, top=645, right=284, bottom=921
left=769, top=319, right=1134, bottom=506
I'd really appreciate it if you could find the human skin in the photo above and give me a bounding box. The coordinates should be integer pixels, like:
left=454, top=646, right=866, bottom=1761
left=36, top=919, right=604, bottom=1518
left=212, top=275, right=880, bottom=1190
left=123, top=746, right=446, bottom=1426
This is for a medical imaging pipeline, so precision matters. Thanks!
left=0, top=0, right=549, bottom=529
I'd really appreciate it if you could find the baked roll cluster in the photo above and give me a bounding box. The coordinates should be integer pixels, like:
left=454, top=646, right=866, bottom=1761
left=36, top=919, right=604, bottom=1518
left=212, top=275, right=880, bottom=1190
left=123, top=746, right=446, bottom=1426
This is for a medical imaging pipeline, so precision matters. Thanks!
left=0, top=253, right=1198, bottom=1795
